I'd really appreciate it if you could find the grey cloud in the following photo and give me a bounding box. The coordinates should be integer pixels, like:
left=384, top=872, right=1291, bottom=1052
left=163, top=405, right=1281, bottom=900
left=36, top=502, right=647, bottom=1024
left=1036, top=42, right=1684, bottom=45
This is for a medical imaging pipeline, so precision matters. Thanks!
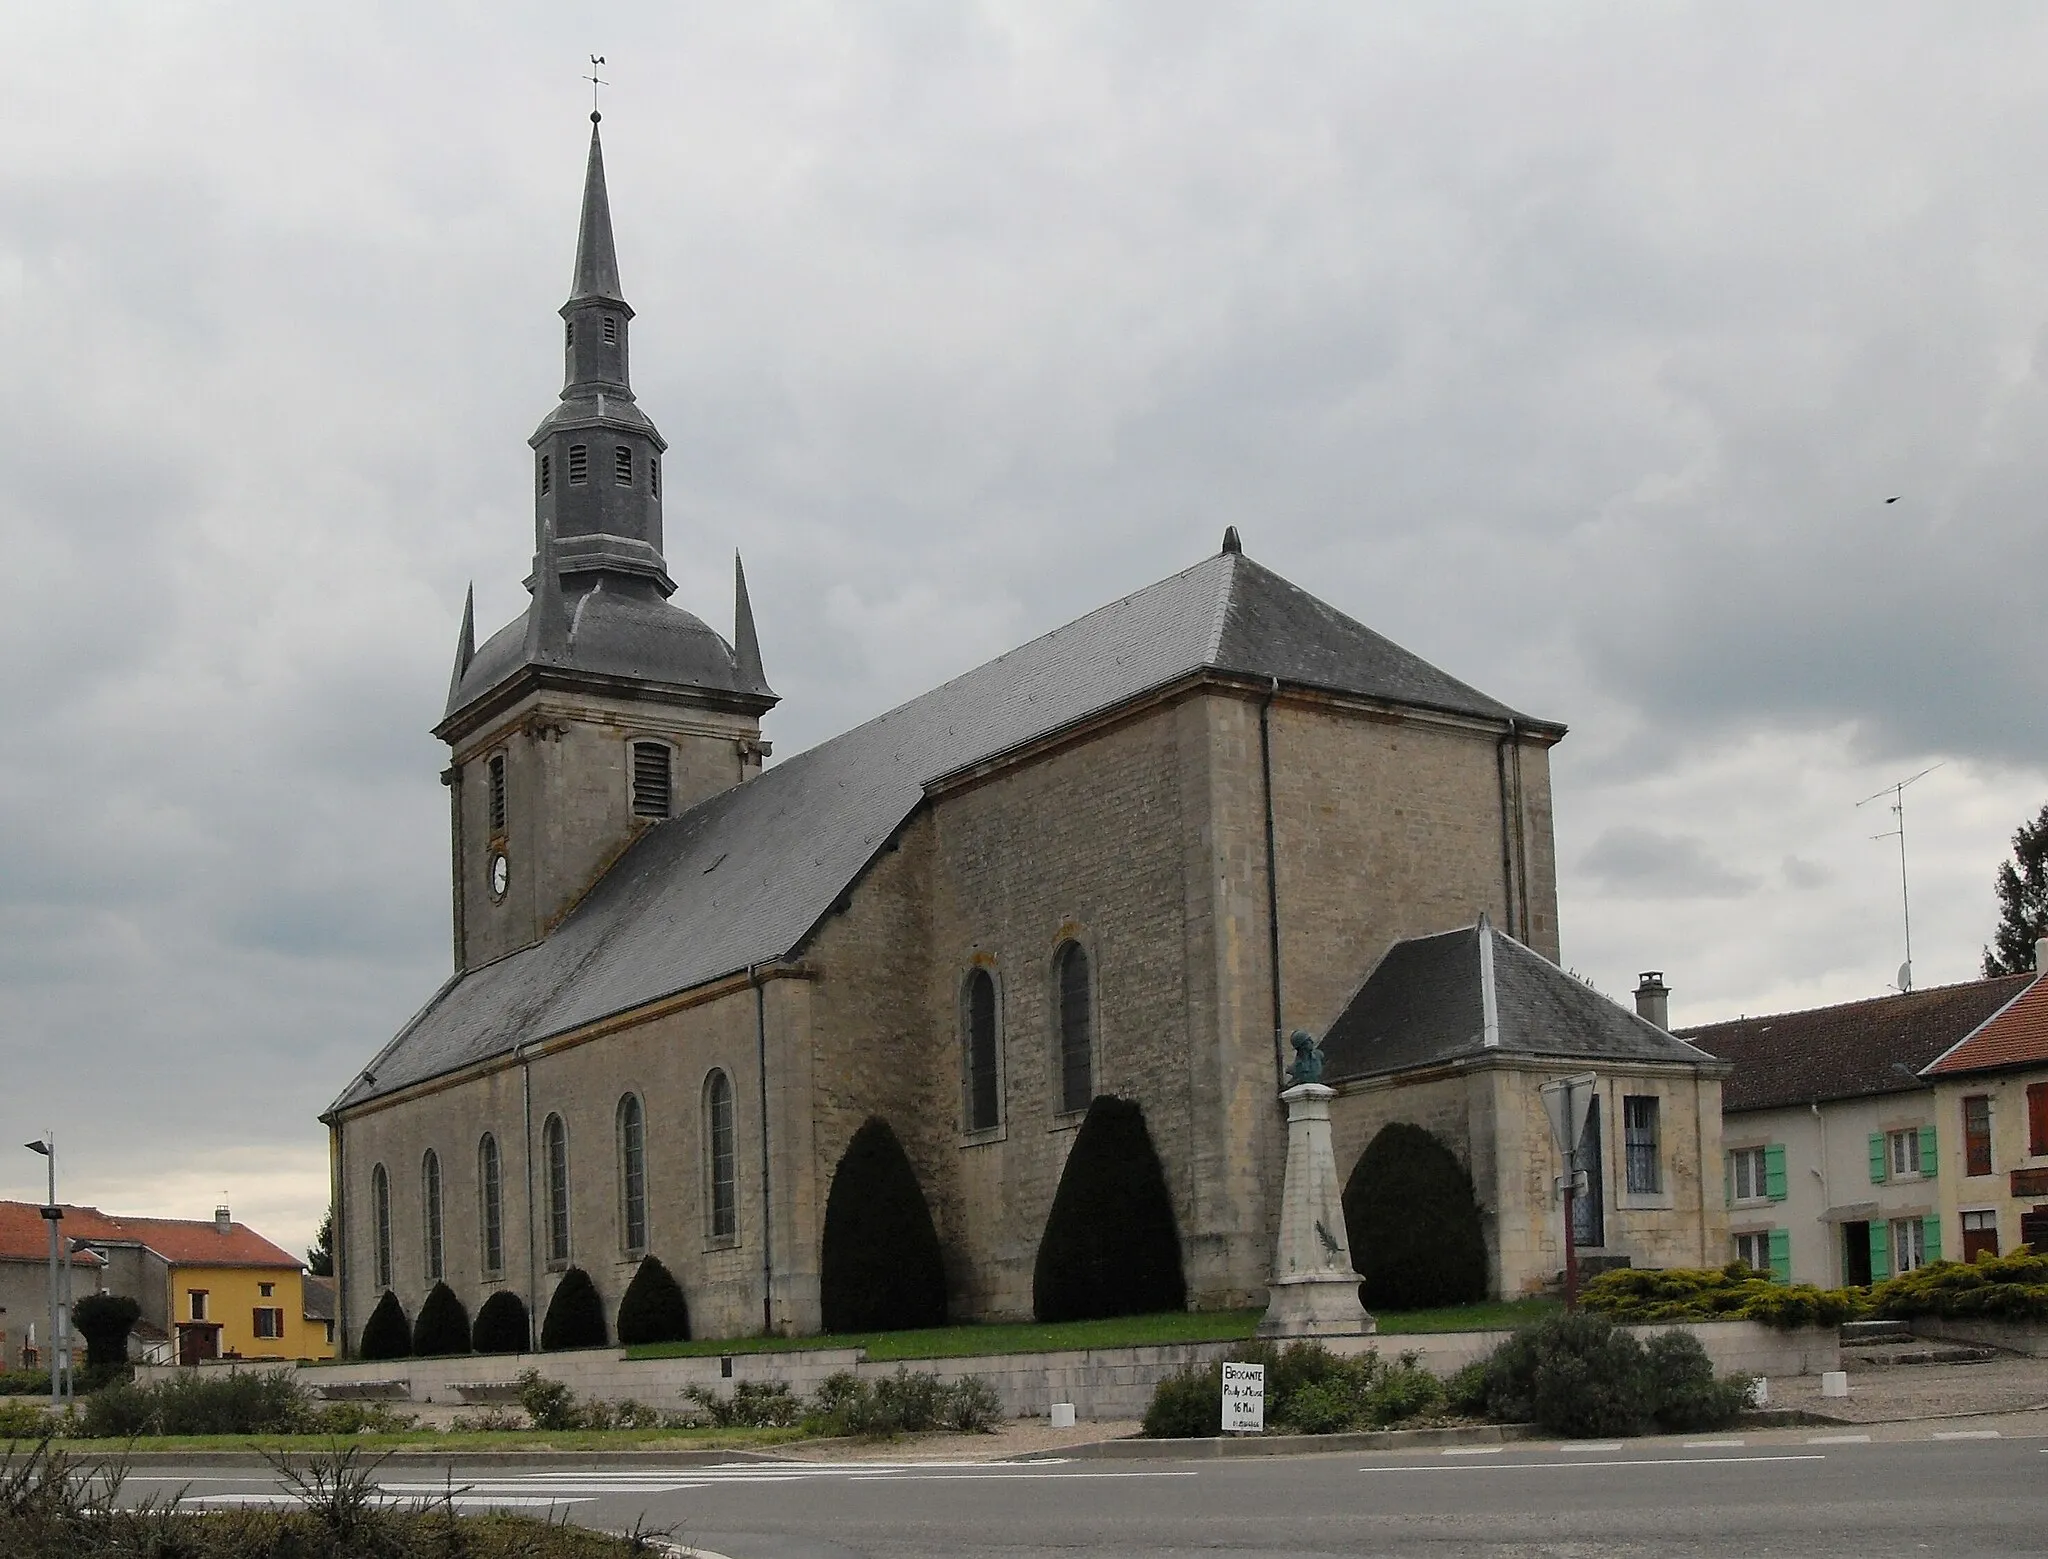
left=1579, top=827, right=1763, bottom=900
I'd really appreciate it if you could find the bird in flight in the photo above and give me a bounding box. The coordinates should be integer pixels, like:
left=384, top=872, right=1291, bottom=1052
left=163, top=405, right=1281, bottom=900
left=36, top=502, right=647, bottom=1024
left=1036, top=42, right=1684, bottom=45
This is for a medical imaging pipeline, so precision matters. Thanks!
left=1885, top=496, right=1901, bottom=503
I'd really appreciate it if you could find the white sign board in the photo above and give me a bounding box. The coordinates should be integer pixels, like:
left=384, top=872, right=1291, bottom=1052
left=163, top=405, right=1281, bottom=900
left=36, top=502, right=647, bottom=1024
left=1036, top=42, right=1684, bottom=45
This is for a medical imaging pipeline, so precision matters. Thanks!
left=1538, top=1073, right=1598, bottom=1163
left=1221, top=1362, right=1265, bottom=1433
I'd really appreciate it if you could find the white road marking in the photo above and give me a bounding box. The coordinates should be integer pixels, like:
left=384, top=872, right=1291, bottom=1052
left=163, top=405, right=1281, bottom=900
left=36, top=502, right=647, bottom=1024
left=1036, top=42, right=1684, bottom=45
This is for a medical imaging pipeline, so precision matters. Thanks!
left=860, top=1470, right=1201, bottom=1481
left=1557, top=1443, right=1624, bottom=1452
left=1360, top=1454, right=1827, bottom=1473
left=1440, top=1446, right=1505, bottom=1456
left=1683, top=1439, right=1744, bottom=1448
left=1931, top=1430, right=2001, bottom=1440
left=1806, top=1434, right=1871, bottom=1444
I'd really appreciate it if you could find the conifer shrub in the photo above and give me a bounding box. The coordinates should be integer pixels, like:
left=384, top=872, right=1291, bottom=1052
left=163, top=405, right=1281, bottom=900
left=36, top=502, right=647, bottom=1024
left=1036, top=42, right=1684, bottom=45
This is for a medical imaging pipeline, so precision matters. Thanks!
left=539, top=1268, right=608, bottom=1351
left=616, top=1255, right=692, bottom=1345
left=411, top=1280, right=472, bottom=1356
left=1341, top=1122, right=1487, bottom=1310
left=1869, top=1249, right=2048, bottom=1320
left=71, top=1292, right=140, bottom=1374
left=820, top=1119, right=948, bottom=1333
left=1581, top=1261, right=1862, bottom=1328
left=1032, top=1096, right=1188, bottom=1322
left=358, top=1290, right=411, bottom=1361
left=472, top=1289, right=531, bottom=1354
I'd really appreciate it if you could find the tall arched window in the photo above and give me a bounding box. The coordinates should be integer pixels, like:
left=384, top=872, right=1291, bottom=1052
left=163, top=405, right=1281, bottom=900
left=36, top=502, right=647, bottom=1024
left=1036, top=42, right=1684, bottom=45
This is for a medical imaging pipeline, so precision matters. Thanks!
left=370, top=1164, right=392, bottom=1290
left=705, top=1070, right=737, bottom=1241
left=421, top=1149, right=443, bottom=1282
left=618, top=1093, right=647, bottom=1254
left=1056, top=941, right=1094, bottom=1114
left=964, top=969, right=1000, bottom=1132
left=478, top=1133, right=503, bottom=1277
left=544, top=1113, right=571, bottom=1264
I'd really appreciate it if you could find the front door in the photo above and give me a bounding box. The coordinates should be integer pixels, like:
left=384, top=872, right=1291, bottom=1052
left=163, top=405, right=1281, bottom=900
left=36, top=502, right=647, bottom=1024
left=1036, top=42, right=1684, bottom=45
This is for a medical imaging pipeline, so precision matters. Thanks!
left=2021, top=1206, right=2048, bottom=1254
left=1843, top=1222, right=1873, bottom=1287
left=176, top=1323, right=220, bottom=1366
left=1572, top=1103, right=1605, bottom=1248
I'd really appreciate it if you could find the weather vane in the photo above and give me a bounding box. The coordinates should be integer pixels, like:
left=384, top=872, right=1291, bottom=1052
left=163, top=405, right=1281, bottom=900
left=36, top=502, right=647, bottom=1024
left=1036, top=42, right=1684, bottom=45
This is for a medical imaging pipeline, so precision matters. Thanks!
left=584, top=55, right=608, bottom=120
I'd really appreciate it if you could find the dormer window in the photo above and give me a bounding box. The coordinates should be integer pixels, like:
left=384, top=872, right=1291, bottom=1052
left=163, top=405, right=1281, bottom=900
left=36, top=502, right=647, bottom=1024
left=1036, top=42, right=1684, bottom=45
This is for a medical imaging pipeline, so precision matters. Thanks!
left=568, top=444, right=588, bottom=484
left=602, top=314, right=618, bottom=345
left=539, top=454, right=551, bottom=495
left=487, top=753, right=506, bottom=833
left=615, top=445, right=633, bottom=486
left=631, top=741, right=672, bottom=818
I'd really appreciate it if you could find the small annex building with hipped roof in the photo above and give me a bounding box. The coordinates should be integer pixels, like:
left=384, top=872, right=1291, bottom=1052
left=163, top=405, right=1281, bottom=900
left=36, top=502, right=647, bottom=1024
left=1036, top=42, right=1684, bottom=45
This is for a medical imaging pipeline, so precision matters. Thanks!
left=1316, top=919, right=1731, bottom=1298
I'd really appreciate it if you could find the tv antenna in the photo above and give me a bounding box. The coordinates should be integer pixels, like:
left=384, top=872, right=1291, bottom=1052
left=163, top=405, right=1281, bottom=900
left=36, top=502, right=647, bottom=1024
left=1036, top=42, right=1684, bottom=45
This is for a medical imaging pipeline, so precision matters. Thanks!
left=1856, top=762, right=1944, bottom=991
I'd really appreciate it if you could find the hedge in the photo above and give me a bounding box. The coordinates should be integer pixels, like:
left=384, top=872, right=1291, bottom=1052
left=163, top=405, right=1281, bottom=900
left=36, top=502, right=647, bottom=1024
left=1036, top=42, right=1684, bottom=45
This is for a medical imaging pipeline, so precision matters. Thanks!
left=472, top=1290, right=530, bottom=1354
left=539, top=1268, right=607, bottom=1351
left=358, top=1291, right=411, bottom=1361
left=71, top=1292, right=140, bottom=1373
left=1033, top=1096, right=1187, bottom=1322
left=1342, top=1122, right=1487, bottom=1310
left=820, top=1119, right=948, bottom=1333
left=412, top=1281, right=472, bottom=1356
left=1869, top=1248, right=2048, bottom=1320
left=616, top=1255, right=692, bottom=1346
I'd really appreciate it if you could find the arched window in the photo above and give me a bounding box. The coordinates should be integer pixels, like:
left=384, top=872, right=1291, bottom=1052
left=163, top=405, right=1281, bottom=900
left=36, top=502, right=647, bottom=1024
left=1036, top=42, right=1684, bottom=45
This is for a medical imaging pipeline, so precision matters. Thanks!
left=370, top=1164, right=392, bottom=1290
left=544, top=1113, right=571, bottom=1264
left=478, top=1133, right=503, bottom=1277
left=964, top=969, right=1000, bottom=1132
left=705, top=1070, right=737, bottom=1241
left=618, top=1093, right=647, bottom=1254
left=421, top=1149, right=443, bottom=1282
left=1056, top=941, right=1094, bottom=1114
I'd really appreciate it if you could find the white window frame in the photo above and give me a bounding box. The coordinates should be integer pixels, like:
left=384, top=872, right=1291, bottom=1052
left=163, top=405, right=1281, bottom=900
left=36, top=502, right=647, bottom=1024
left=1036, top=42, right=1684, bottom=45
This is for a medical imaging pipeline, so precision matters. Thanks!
left=1729, top=1145, right=1769, bottom=1203
left=1732, top=1230, right=1771, bottom=1270
left=1889, top=1215, right=1927, bottom=1272
left=1888, top=1127, right=1922, bottom=1180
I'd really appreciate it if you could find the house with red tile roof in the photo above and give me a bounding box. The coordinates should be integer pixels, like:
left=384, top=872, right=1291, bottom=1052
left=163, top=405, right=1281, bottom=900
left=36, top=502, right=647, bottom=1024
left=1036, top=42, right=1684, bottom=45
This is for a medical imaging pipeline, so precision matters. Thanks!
left=1922, top=937, right=2048, bottom=1260
left=0, top=1202, right=103, bottom=1373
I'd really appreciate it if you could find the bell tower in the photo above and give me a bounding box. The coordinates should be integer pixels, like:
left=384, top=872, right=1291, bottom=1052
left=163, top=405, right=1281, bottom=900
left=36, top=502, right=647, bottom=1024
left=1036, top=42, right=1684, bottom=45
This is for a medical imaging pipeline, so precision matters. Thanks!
left=436, top=114, right=777, bottom=975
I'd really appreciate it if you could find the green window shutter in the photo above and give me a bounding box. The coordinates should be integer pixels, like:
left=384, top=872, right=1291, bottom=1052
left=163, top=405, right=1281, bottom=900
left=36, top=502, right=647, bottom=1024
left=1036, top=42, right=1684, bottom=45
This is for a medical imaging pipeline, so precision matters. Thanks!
left=1765, top=1144, right=1788, bottom=1201
left=1724, top=1154, right=1733, bottom=1208
left=1923, top=1216, right=1942, bottom=1263
left=1919, top=1125, right=1938, bottom=1179
left=1768, top=1227, right=1792, bottom=1284
left=1869, top=1220, right=1891, bottom=1281
left=1868, top=1132, right=1887, bottom=1184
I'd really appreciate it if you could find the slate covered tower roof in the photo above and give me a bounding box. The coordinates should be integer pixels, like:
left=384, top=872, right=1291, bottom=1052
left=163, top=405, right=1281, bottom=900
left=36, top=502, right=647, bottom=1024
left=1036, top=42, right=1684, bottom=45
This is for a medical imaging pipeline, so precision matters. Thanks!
left=440, top=114, right=775, bottom=739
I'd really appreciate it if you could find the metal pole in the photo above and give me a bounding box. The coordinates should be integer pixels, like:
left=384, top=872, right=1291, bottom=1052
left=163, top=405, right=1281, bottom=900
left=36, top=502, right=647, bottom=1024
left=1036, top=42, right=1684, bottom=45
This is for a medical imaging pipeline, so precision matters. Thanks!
left=39, top=1138, right=59, bottom=1408
left=1562, top=1164, right=1578, bottom=1310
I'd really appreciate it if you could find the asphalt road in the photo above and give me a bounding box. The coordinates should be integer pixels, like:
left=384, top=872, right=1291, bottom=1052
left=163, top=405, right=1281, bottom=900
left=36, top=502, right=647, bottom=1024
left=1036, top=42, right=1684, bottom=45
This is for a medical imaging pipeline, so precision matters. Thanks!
left=125, top=1435, right=2048, bottom=1558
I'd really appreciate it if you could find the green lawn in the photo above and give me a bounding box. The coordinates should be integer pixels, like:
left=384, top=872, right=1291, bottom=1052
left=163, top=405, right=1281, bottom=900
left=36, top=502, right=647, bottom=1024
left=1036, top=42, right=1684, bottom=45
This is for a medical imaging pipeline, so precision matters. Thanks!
left=626, top=1299, right=1556, bottom=1363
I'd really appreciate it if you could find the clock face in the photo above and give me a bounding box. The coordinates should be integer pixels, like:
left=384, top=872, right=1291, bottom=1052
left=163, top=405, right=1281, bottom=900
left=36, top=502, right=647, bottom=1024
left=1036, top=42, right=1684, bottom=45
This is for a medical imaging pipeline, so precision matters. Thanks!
left=489, top=852, right=509, bottom=899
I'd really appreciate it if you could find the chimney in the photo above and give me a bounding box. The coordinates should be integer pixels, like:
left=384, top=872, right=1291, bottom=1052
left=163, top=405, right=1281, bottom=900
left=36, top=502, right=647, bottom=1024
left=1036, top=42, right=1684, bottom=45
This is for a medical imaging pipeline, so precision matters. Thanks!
left=1634, top=971, right=1670, bottom=1030
left=2035, top=936, right=2047, bottom=975
left=214, top=1205, right=231, bottom=1236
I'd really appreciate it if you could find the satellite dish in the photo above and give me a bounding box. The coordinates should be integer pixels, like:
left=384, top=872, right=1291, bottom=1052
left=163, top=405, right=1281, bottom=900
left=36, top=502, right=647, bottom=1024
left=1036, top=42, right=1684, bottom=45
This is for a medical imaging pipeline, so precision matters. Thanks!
left=1897, top=961, right=1913, bottom=992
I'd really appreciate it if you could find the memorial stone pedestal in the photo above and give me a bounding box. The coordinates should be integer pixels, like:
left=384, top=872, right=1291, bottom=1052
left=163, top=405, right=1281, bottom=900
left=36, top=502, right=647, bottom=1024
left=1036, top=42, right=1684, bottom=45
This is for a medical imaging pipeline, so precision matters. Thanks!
left=1257, top=1082, right=1374, bottom=1339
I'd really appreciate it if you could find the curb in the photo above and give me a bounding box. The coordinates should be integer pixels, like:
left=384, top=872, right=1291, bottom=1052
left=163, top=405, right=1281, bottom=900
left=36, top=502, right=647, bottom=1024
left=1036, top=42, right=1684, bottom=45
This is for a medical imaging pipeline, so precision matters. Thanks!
left=1008, top=1422, right=1540, bottom=1460
left=68, top=1447, right=796, bottom=1472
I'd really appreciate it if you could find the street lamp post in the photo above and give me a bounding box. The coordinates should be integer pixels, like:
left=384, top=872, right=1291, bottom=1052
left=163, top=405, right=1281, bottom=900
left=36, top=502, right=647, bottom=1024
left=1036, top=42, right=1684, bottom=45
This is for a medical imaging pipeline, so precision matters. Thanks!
left=24, top=1136, right=68, bottom=1409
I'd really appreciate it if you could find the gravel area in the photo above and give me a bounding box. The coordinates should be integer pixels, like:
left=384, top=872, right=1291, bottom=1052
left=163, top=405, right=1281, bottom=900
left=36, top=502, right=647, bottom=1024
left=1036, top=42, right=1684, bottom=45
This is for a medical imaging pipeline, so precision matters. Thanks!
left=1770, top=1355, right=2048, bottom=1423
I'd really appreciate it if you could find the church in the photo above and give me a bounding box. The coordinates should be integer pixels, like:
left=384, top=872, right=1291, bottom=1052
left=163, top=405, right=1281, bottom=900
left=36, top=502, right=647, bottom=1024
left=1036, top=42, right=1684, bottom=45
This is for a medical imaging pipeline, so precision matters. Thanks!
left=325, top=118, right=1727, bottom=1353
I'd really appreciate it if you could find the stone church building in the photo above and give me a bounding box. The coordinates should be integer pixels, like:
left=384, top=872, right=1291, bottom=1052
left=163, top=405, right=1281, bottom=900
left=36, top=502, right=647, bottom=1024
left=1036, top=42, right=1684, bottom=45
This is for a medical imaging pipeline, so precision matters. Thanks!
left=326, top=120, right=1726, bottom=1352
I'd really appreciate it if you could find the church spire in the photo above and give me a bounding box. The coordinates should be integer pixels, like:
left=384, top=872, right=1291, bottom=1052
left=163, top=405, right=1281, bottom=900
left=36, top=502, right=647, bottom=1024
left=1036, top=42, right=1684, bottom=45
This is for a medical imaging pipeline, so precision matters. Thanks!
left=445, top=583, right=475, bottom=709
left=570, top=114, right=623, bottom=305
left=735, top=551, right=767, bottom=692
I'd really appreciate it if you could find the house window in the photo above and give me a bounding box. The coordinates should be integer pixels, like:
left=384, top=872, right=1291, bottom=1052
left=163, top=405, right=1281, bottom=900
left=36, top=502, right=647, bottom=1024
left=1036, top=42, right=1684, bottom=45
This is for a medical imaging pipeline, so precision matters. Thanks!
left=2030, top=1082, right=2048, bottom=1157
left=964, top=969, right=999, bottom=1133
left=1622, top=1095, right=1662, bottom=1195
left=614, top=445, right=633, bottom=486
left=252, top=1308, right=284, bottom=1340
left=371, top=1164, right=391, bottom=1290
left=1888, top=1127, right=1922, bottom=1179
left=1729, top=1146, right=1769, bottom=1202
left=1964, top=1095, right=1993, bottom=1177
left=258, top=1282, right=274, bottom=1298
left=1961, top=1208, right=1999, bottom=1262
left=422, top=1148, right=443, bottom=1282
left=602, top=314, right=617, bottom=345
left=1055, top=941, right=1094, bottom=1114
left=479, top=1132, right=503, bottom=1276
left=631, top=741, right=672, bottom=819
left=705, top=1070, right=737, bottom=1241
left=618, top=1093, right=647, bottom=1254
left=487, top=754, right=506, bottom=834
left=1733, top=1230, right=1771, bottom=1271
left=544, top=1114, right=571, bottom=1264
left=189, top=1290, right=209, bottom=1322
left=1889, top=1216, right=1928, bottom=1273
left=539, top=453, right=551, bottom=496
left=568, top=444, right=589, bottom=484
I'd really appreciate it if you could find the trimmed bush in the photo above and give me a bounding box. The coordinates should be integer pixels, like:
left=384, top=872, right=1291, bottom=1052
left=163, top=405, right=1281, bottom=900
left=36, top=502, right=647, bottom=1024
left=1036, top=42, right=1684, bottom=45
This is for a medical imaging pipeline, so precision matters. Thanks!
left=820, top=1119, right=948, bottom=1333
left=1139, top=1342, right=1451, bottom=1437
left=358, top=1290, right=411, bottom=1361
left=539, top=1268, right=608, bottom=1351
left=1644, top=1329, right=1751, bottom=1432
left=616, top=1256, right=692, bottom=1346
left=412, top=1281, right=472, bottom=1356
left=472, top=1289, right=531, bottom=1354
left=1870, top=1249, right=2048, bottom=1320
left=1468, top=1309, right=1756, bottom=1438
left=1033, top=1096, right=1188, bottom=1322
left=1342, top=1122, right=1487, bottom=1310
left=71, top=1292, right=140, bottom=1374
left=1581, top=1261, right=1862, bottom=1328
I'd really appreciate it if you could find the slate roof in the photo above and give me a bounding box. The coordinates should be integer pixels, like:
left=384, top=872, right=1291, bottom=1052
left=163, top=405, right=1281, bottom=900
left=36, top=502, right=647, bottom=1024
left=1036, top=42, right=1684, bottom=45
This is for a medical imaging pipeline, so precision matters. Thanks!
left=1318, top=920, right=1712, bottom=1082
left=302, top=1276, right=336, bottom=1323
left=1924, top=971, right=2048, bottom=1078
left=1679, top=974, right=2034, bottom=1112
left=335, top=546, right=1556, bottom=1114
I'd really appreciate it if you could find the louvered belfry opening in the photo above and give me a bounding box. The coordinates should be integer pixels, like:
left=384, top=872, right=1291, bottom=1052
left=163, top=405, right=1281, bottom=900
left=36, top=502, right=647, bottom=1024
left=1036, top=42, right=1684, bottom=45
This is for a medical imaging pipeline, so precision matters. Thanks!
left=487, top=754, right=507, bottom=833
left=567, top=443, right=588, bottom=484
left=614, top=444, right=633, bottom=486
left=632, top=741, right=672, bottom=818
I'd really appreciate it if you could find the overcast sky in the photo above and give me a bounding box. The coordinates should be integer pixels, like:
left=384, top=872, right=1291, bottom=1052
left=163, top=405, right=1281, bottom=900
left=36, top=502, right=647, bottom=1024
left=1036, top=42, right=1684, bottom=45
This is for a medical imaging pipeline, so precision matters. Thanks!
left=4, top=2, right=2045, bottom=1256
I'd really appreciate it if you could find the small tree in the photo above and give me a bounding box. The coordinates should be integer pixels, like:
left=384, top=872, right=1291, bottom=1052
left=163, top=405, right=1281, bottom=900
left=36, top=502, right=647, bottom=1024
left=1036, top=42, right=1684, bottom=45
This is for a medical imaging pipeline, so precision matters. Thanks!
left=1342, top=1122, right=1488, bottom=1310
left=616, top=1255, right=692, bottom=1345
left=359, top=1290, right=411, bottom=1361
left=472, top=1290, right=531, bottom=1355
left=306, top=1208, right=334, bottom=1278
left=539, top=1268, right=608, bottom=1351
left=1032, top=1096, right=1188, bottom=1322
left=1984, top=801, right=2048, bottom=976
left=820, top=1119, right=948, bottom=1333
left=72, top=1292, right=140, bottom=1373
left=412, top=1281, right=472, bottom=1356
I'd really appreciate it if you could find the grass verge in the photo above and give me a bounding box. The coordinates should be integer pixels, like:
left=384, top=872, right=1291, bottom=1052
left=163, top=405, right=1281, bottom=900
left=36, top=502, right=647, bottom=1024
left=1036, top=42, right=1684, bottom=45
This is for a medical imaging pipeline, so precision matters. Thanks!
left=0, top=1425, right=807, bottom=1454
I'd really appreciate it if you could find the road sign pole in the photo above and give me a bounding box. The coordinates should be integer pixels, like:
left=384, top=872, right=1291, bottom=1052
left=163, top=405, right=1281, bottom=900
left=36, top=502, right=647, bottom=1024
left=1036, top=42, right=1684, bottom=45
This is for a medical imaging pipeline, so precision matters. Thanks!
left=1562, top=1171, right=1578, bottom=1310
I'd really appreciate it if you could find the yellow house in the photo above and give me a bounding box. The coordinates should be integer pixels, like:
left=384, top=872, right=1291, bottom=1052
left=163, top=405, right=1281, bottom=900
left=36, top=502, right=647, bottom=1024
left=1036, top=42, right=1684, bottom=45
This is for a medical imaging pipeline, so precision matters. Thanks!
left=1924, top=940, right=2048, bottom=1260
left=62, top=1205, right=335, bottom=1364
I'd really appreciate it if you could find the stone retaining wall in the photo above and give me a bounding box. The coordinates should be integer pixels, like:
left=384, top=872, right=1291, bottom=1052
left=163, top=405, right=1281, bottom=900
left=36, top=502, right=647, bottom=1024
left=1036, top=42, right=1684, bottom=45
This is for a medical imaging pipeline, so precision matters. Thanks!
left=133, top=1320, right=1836, bottom=1423
left=1906, top=1316, right=2048, bottom=1357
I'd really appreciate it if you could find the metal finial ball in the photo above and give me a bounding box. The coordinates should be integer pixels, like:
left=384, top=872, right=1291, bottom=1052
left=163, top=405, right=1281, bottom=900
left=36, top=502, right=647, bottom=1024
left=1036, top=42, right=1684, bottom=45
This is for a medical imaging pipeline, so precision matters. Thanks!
left=591, top=110, right=602, bottom=123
